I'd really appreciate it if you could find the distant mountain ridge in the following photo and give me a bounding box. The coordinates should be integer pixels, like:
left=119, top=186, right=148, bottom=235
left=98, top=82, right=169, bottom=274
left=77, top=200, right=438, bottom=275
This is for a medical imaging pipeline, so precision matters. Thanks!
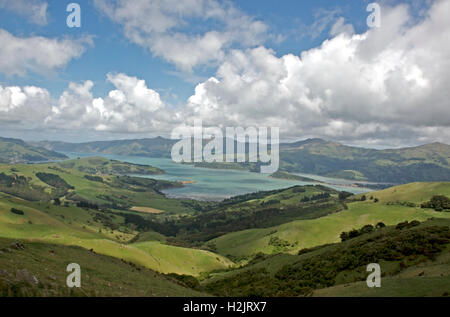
left=34, top=136, right=177, bottom=158
left=0, top=137, right=68, bottom=164
left=33, top=136, right=450, bottom=183
left=279, top=138, right=450, bottom=183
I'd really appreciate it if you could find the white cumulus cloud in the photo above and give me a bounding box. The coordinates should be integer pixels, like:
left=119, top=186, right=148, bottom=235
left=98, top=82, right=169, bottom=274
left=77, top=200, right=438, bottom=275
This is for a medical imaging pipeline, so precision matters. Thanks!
left=0, top=84, right=52, bottom=124
left=93, top=0, right=269, bottom=72
left=0, top=0, right=48, bottom=25
left=0, top=29, right=92, bottom=76
left=183, top=0, right=450, bottom=146
left=46, top=73, right=177, bottom=133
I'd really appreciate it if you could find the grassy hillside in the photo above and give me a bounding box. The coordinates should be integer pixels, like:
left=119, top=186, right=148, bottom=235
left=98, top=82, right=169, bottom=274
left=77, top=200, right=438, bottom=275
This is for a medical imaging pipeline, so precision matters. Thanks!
left=0, top=157, right=190, bottom=212
left=1, top=151, right=448, bottom=296
left=0, top=237, right=206, bottom=297
left=0, top=137, right=67, bottom=164
left=210, top=182, right=450, bottom=258
left=58, top=156, right=164, bottom=175
left=353, top=182, right=450, bottom=203
left=0, top=193, right=231, bottom=276
left=203, top=218, right=450, bottom=297
left=0, top=158, right=232, bottom=276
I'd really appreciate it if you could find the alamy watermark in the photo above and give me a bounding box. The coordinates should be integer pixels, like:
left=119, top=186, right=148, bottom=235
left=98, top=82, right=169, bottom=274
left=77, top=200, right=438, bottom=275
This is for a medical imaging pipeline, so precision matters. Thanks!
left=366, top=263, right=381, bottom=288
left=170, top=120, right=279, bottom=174
left=66, top=3, right=81, bottom=28
left=66, top=263, right=81, bottom=288
left=367, top=3, right=381, bottom=28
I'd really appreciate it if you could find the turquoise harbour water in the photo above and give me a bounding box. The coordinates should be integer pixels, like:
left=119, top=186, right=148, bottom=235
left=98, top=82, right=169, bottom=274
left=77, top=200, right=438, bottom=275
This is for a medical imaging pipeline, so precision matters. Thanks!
left=64, top=152, right=371, bottom=201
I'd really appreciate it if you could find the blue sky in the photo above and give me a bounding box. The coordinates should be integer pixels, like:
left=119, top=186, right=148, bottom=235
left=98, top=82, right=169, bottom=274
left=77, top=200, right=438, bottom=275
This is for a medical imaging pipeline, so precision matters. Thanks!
left=0, top=0, right=447, bottom=147
left=0, top=0, right=373, bottom=103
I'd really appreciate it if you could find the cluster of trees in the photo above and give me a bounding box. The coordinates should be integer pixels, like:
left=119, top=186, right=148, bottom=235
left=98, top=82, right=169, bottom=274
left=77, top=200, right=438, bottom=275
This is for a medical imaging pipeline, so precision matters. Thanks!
left=395, top=220, right=421, bottom=230
left=10, top=208, right=24, bottom=215
left=261, top=199, right=280, bottom=206
left=300, top=192, right=331, bottom=203
left=340, top=222, right=386, bottom=242
left=92, top=212, right=119, bottom=230
left=206, top=222, right=450, bottom=297
left=76, top=201, right=99, bottom=210
left=35, top=172, right=74, bottom=190
left=268, top=236, right=295, bottom=252
left=180, top=200, right=214, bottom=212
left=220, top=188, right=287, bottom=206
left=421, top=195, right=450, bottom=211
left=111, top=175, right=180, bottom=192
left=84, top=175, right=103, bottom=182
left=0, top=173, right=28, bottom=187
left=0, top=173, right=53, bottom=201
left=338, top=191, right=353, bottom=200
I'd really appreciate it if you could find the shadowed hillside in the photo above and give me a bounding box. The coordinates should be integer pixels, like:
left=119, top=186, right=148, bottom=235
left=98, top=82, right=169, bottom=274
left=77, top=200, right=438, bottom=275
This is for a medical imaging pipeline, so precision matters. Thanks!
left=0, top=137, right=67, bottom=164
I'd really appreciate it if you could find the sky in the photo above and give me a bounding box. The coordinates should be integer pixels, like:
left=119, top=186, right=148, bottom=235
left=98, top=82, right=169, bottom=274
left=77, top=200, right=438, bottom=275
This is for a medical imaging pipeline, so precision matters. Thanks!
left=0, top=0, right=448, bottom=148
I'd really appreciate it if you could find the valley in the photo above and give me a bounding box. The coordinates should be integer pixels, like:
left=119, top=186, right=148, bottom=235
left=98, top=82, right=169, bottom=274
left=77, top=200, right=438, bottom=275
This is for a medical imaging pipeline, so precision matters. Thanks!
left=0, top=138, right=449, bottom=297
left=0, top=147, right=449, bottom=296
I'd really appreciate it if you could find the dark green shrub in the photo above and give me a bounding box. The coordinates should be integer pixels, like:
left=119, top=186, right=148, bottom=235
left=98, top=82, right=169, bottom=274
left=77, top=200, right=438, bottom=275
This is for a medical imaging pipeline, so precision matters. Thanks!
left=10, top=208, right=24, bottom=215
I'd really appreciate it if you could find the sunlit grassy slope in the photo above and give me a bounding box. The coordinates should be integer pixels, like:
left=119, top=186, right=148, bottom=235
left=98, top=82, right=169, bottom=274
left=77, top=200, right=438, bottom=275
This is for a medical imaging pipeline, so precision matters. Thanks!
left=210, top=182, right=450, bottom=257
left=0, top=195, right=231, bottom=276
left=0, top=157, right=192, bottom=213
left=0, top=237, right=206, bottom=297
left=203, top=218, right=450, bottom=297
left=0, top=156, right=231, bottom=276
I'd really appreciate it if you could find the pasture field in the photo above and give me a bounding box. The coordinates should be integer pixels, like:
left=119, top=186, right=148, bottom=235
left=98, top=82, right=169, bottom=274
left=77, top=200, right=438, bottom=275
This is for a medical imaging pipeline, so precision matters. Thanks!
left=0, top=237, right=206, bottom=297
left=0, top=155, right=449, bottom=297
left=202, top=218, right=450, bottom=297
left=210, top=182, right=450, bottom=258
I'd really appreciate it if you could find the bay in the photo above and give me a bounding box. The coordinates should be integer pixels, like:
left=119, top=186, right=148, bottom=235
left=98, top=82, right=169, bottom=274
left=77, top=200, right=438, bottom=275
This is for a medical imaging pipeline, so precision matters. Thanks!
left=64, top=152, right=371, bottom=201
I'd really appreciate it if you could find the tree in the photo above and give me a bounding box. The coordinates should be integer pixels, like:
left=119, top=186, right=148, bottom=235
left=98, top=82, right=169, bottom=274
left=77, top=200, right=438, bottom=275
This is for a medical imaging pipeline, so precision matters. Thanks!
left=421, top=195, right=450, bottom=211
left=338, top=191, right=353, bottom=200
left=10, top=208, right=24, bottom=215
left=340, top=232, right=349, bottom=242
left=360, top=224, right=374, bottom=234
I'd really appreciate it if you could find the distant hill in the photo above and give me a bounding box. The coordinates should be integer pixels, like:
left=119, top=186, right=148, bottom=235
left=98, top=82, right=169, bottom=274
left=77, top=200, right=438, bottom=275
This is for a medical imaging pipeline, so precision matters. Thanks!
left=33, top=137, right=450, bottom=183
left=0, top=137, right=67, bottom=164
left=34, top=136, right=177, bottom=158
left=279, top=139, right=450, bottom=183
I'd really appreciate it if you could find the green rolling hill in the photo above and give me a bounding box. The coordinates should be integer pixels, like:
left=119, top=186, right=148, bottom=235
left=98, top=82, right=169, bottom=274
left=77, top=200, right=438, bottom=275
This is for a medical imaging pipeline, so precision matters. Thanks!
left=202, top=218, right=450, bottom=297
left=0, top=137, right=67, bottom=164
left=0, top=158, right=232, bottom=277
left=0, top=237, right=207, bottom=297
left=209, top=182, right=450, bottom=258
left=0, top=148, right=448, bottom=296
